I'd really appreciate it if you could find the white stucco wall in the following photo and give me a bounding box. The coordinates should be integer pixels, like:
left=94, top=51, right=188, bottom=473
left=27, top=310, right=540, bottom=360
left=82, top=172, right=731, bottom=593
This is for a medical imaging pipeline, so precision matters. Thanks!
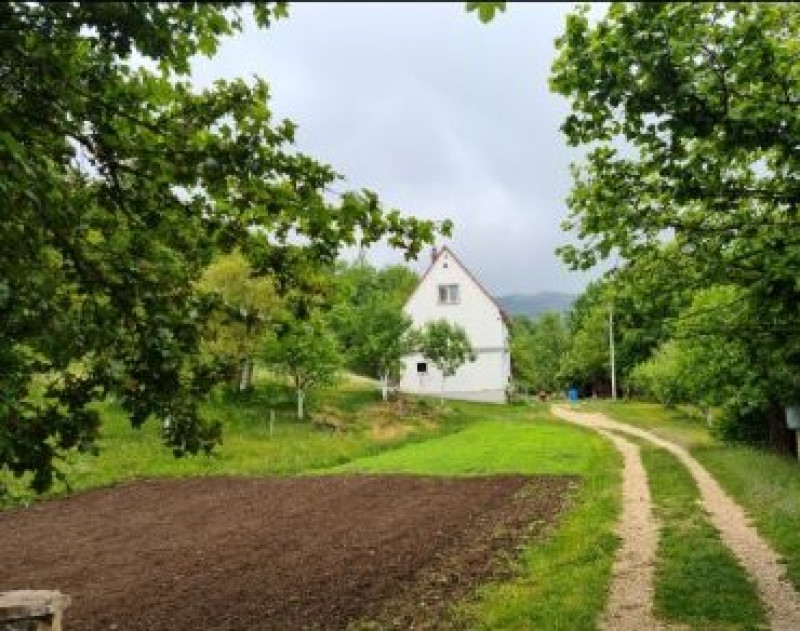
left=399, top=248, right=510, bottom=403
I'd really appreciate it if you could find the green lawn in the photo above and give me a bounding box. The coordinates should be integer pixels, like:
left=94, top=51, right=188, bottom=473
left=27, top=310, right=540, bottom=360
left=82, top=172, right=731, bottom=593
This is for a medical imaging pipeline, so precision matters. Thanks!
left=338, top=406, right=622, bottom=631
left=335, top=414, right=592, bottom=476
left=584, top=400, right=800, bottom=593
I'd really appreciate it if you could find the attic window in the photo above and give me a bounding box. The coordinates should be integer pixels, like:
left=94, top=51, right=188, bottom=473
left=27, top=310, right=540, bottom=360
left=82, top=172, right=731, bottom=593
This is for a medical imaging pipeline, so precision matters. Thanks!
left=438, top=284, right=459, bottom=304
left=417, top=362, right=428, bottom=374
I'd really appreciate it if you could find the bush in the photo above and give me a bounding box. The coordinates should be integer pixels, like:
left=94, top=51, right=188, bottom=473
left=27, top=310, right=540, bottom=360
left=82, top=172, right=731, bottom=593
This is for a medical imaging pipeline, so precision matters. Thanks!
left=713, top=403, right=769, bottom=447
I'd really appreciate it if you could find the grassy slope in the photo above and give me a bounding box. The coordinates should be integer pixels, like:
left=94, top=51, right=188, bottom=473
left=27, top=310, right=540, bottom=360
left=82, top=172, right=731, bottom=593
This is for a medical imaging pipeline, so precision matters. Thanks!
left=585, top=400, right=800, bottom=592
left=0, top=384, right=469, bottom=507
left=335, top=405, right=593, bottom=476
left=338, top=404, right=621, bottom=631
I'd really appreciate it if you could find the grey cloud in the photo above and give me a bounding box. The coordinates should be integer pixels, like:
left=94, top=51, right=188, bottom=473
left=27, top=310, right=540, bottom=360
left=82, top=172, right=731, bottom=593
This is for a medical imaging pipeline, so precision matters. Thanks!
left=190, top=2, right=603, bottom=294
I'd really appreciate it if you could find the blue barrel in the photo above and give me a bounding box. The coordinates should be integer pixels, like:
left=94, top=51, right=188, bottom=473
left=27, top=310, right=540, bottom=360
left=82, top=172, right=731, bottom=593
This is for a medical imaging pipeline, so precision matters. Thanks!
left=568, top=388, right=579, bottom=402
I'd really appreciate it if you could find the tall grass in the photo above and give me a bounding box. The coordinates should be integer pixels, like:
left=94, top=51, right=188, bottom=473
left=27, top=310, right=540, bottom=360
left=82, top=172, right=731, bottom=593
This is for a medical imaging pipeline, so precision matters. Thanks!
left=696, top=445, right=800, bottom=589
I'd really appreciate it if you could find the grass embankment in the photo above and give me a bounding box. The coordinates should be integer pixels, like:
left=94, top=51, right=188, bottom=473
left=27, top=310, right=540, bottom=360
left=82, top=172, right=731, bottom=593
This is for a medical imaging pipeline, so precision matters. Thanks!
left=585, top=400, right=800, bottom=592
left=0, top=381, right=469, bottom=508
left=338, top=404, right=621, bottom=631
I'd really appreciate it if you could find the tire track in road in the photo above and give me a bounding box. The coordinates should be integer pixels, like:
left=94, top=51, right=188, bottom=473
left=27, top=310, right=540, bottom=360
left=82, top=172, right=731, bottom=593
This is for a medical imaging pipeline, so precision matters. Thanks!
left=552, top=405, right=800, bottom=631
left=589, top=425, right=662, bottom=630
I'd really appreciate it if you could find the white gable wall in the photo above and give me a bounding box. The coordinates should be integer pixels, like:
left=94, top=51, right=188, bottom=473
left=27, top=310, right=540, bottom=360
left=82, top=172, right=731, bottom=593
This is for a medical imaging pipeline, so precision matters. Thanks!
left=399, top=248, right=510, bottom=403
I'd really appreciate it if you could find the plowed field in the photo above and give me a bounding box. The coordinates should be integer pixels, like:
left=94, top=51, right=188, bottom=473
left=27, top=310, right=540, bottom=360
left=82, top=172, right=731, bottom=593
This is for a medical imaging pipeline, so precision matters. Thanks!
left=0, top=475, right=576, bottom=630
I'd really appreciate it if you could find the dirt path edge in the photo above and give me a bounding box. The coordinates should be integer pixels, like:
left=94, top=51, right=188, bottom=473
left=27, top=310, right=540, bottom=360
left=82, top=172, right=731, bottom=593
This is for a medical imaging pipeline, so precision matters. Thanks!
left=553, top=405, right=800, bottom=631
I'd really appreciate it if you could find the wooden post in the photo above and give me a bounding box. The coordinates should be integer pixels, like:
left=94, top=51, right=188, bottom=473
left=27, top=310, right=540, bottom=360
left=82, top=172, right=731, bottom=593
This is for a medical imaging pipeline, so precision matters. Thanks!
left=269, top=409, right=275, bottom=438
left=0, top=591, right=70, bottom=631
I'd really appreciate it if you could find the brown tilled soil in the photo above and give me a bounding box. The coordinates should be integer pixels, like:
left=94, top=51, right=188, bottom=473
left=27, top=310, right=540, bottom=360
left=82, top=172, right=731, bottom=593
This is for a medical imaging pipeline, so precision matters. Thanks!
left=0, top=475, right=577, bottom=630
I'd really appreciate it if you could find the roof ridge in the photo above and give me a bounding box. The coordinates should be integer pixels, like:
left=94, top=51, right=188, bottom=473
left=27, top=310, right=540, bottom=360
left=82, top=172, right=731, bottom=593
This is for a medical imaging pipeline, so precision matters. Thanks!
left=404, top=245, right=510, bottom=325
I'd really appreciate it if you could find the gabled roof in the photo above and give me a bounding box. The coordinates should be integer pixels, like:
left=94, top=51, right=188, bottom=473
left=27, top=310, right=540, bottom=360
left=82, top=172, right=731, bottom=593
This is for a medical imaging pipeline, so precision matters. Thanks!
left=404, top=245, right=511, bottom=326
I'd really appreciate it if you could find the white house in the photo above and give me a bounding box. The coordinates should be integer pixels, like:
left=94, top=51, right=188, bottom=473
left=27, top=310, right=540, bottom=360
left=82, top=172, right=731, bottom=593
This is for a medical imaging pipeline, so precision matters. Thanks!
left=399, top=246, right=511, bottom=403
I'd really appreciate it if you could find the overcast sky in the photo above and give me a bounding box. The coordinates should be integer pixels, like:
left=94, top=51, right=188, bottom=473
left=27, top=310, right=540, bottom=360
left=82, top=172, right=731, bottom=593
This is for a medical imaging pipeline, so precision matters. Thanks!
left=191, top=2, right=604, bottom=296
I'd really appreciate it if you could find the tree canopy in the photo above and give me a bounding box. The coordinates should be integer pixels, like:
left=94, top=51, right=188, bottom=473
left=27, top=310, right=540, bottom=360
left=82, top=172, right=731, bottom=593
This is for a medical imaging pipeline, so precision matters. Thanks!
left=552, top=3, right=800, bottom=283
left=550, top=2, right=800, bottom=447
left=263, top=311, right=342, bottom=420
left=1, top=2, right=449, bottom=491
left=510, top=313, right=568, bottom=394
left=196, top=251, right=281, bottom=391
left=418, top=320, right=476, bottom=403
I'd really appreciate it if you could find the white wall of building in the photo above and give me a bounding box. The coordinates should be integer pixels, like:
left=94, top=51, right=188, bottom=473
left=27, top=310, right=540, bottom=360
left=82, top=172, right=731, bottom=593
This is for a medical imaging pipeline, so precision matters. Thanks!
left=399, top=248, right=510, bottom=403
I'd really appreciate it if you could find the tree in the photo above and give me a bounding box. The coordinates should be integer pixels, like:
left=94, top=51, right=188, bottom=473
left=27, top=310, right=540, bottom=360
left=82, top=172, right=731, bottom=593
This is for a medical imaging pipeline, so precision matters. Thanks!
left=328, top=258, right=418, bottom=398
left=196, top=251, right=280, bottom=391
left=264, top=312, right=342, bottom=420
left=465, top=2, right=506, bottom=23
left=551, top=2, right=800, bottom=406
left=360, top=306, right=417, bottom=401
left=559, top=300, right=612, bottom=397
left=511, top=313, right=569, bottom=394
left=418, top=320, right=476, bottom=404
left=629, top=340, right=689, bottom=408
left=1, top=3, right=449, bottom=492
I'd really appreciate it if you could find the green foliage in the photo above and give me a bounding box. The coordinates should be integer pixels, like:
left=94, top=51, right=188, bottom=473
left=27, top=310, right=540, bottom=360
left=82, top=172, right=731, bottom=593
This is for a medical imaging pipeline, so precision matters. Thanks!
left=608, top=248, right=698, bottom=376
left=552, top=2, right=800, bottom=442
left=263, top=312, right=343, bottom=419
left=196, top=251, right=280, bottom=390
left=628, top=284, right=792, bottom=447
left=511, top=312, right=568, bottom=393
left=553, top=3, right=800, bottom=281
left=559, top=297, right=610, bottom=393
left=1, top=3, right=448, bottom=492
left=465, top=2, right=507, bottom=24
left=417, top=319, right=476, bottom=403
left=630, top=341, right=688, bottom=407
left=329, top=259, right=418, bottom=388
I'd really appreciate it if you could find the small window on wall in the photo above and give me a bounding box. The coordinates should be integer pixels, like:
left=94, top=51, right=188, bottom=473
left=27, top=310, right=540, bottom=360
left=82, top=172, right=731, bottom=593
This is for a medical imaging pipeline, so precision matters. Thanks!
left=438, top=284, right=459, bottom=304
left=417, top=362, right=428, bottom=374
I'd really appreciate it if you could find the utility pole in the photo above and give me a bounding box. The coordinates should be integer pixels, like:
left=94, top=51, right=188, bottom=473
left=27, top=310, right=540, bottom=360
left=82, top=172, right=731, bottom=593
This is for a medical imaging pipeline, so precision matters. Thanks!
left=609, top=302, right=617, bottom=401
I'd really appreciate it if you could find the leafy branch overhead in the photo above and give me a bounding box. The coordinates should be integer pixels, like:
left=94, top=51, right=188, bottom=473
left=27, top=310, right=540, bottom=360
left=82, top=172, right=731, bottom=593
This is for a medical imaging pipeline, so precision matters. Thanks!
left=551, top=3, right=800, bottom=285
left=0, top=2, right=449, bottom=492
left=465, top=2, right=507, bottom=24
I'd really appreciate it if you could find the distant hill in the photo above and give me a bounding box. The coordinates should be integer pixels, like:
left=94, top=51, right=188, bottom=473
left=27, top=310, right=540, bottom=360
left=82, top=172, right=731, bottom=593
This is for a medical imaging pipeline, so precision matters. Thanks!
left=495, top=292, right=576, bottom=319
